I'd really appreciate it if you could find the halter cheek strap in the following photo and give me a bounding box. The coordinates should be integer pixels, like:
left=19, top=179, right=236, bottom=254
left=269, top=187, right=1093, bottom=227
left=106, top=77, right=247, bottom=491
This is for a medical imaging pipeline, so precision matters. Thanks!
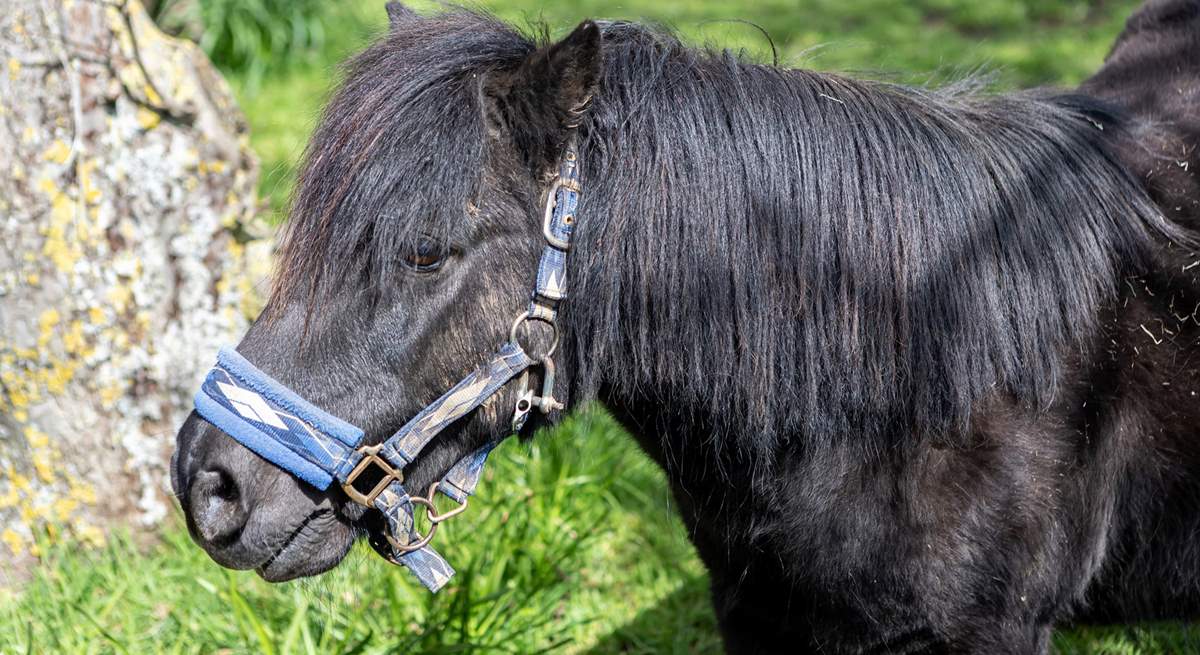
left=192, top=138, right=582, bottom=592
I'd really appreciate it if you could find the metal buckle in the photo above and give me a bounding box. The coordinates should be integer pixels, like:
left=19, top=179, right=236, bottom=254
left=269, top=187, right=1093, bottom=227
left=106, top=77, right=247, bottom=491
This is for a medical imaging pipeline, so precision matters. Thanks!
left=342, top=444, right=403, bottom=507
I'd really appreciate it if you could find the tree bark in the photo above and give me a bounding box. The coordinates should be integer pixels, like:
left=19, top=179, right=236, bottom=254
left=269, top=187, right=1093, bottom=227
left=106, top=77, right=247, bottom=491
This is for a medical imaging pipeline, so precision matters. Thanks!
left=0, top=0, right=269, bottom=579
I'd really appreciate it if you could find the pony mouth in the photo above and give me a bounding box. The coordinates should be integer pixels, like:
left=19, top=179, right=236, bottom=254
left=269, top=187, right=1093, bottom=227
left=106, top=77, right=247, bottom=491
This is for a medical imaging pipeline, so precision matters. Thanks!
left=255, top=509, right=343, bottom=581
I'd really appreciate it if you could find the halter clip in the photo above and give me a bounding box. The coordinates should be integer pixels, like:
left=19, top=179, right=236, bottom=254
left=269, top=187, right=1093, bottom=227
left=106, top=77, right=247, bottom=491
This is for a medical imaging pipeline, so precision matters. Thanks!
left=511, top=357, right=564, bottom=432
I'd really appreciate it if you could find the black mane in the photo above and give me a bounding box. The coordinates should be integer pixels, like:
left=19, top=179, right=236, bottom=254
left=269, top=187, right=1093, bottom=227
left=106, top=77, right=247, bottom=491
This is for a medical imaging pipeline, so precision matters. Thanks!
left=276, top=8, right=1181, bottom=455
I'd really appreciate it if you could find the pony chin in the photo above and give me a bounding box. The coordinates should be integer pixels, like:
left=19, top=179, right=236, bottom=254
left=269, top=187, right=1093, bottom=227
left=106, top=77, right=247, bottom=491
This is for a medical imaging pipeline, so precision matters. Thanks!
left=253, top=510, right=358, bottom=582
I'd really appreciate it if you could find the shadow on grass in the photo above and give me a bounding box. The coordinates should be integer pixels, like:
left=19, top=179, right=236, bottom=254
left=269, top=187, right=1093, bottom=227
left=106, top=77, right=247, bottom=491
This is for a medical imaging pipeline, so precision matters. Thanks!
left=584, top=575, right=723, bottom=655
left=579, top=569, right=1200, bottom=655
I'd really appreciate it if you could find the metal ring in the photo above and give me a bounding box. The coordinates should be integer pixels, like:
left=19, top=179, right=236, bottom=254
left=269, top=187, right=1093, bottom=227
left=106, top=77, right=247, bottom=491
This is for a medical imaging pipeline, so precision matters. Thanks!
left=385, top=496, right=439, bottom=553
left=509, top=311, right=559, bottom=359
left=425, top=482, right=469, bottom=523
left=385, top=524, right=436, bottom=554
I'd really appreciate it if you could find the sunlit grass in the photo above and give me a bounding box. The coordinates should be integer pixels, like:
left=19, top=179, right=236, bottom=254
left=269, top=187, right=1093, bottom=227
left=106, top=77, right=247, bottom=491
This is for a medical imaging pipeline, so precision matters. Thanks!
left=3, top=409, right=1196, bottom=653
left=1, top=409, right=719, bottom=654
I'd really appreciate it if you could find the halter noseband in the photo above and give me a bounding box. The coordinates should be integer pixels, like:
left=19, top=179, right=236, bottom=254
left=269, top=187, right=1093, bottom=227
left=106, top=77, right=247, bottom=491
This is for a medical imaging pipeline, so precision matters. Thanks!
left=193, top=138, right=582, bottom=592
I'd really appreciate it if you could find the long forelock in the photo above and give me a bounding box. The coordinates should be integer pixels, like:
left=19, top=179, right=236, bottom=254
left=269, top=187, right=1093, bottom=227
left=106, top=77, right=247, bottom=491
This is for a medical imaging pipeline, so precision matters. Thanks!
left=271, top=10, right=535, bottom=309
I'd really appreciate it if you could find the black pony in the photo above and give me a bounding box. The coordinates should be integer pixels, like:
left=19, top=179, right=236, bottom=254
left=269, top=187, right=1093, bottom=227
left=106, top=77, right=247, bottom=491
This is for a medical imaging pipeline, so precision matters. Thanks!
left=172, top=1, right=1200, bottom=651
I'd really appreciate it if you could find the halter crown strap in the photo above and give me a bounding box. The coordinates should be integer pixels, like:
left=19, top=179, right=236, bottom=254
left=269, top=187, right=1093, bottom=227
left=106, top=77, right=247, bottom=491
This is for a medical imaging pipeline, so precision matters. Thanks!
left=192, top=138, right=583, bottom=592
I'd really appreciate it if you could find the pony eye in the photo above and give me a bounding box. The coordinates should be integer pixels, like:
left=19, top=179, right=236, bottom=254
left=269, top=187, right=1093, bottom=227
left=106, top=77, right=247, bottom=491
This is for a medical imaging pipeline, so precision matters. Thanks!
left=404, top=236, right=447, bottom=272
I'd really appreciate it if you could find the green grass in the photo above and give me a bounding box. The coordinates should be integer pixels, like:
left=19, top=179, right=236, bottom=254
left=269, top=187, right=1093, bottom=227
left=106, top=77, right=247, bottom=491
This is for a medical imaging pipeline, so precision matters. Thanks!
left=2, top=409, right=721, bottom=654
left=5, top=0, right=1198, bottom=652
left=153, top=0, right=329, bottom=88
left=2, top=416, right=1196, bottom=655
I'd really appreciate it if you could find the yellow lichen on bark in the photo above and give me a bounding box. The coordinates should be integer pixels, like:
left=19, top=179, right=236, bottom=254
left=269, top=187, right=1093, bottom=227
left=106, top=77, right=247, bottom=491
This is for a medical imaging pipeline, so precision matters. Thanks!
left=0, top=0, right=271, bottom=579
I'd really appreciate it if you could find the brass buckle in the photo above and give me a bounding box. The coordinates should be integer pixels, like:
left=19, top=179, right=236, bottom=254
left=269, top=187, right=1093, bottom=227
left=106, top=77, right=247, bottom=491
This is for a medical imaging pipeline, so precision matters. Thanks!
left=342, top=444, right=403, bottom=507
left=382, top=483, right=469, bottom=554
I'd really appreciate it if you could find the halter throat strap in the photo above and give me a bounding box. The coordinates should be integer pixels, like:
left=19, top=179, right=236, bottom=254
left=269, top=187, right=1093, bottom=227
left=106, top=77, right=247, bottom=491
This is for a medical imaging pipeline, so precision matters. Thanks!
left=193, top=138, right=583, bottom=592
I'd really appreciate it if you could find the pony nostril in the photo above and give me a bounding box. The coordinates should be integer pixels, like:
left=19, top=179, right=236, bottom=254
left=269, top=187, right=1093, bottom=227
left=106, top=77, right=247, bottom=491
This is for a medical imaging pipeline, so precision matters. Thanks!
left=190, top=467, right=248, bottom=547
left=212, top=470, right=238, bottom=501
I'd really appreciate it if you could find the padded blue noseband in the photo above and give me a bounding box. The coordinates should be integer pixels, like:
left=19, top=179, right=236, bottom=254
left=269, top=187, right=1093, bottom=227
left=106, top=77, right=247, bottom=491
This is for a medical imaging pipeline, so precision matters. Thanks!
left=194, top=139, right=581, bottom=592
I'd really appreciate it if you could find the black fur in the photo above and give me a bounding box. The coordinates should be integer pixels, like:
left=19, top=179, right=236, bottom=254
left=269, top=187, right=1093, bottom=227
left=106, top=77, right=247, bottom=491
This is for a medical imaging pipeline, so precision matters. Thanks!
left=174, top=2, right=1200, bottom=652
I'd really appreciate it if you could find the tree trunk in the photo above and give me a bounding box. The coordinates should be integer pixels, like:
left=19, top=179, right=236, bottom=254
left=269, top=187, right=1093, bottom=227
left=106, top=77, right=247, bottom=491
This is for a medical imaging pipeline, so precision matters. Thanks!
left=0, top=0, right=269, bottom=579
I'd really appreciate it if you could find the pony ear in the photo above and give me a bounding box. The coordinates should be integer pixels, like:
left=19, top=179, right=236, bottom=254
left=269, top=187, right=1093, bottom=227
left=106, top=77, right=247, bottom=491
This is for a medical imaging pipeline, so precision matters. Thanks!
left=486, top=20, right=602, bottom=170
left=385, top=2, right=417, bottom=27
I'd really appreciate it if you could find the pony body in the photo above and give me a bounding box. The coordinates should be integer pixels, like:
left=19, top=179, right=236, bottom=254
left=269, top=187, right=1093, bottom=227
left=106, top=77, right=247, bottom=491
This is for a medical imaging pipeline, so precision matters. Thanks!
left=173, top=2, right=1200, bottom=652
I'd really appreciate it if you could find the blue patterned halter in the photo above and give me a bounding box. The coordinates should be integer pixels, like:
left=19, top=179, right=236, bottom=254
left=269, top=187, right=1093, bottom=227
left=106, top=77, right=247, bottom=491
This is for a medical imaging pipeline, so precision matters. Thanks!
left=193, top=139, right=582, bottom=592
